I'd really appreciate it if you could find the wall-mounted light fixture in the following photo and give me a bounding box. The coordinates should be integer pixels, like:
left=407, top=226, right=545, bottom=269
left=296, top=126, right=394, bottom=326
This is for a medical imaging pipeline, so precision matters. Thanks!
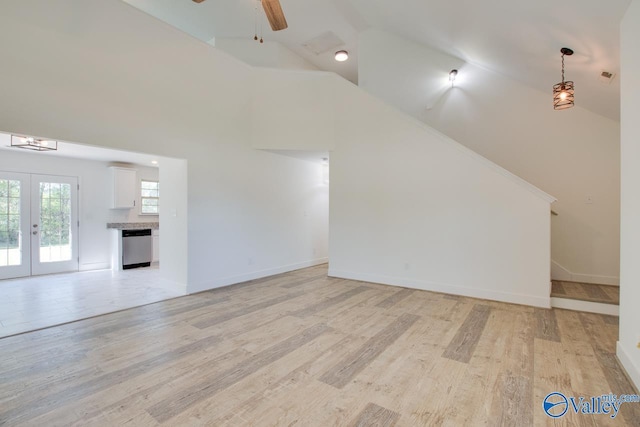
left=449, top=69, right=458, bottom=87
left=334, top=50, right=349, bottom=62
left=553, top=47, right=574, bottom=110
left=321, top=157, right=329, bottom=185
left=11, top=135, right=58, bottom=151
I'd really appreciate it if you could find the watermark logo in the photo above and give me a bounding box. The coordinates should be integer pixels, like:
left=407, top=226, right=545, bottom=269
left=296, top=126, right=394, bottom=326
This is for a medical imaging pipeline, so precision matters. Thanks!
left=543, top=392, right=568, bottom=418
left=543, top=392, right=640, bottom=419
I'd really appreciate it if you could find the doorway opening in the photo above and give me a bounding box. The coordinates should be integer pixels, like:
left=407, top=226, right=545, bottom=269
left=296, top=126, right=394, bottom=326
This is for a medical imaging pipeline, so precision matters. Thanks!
left=0, top=131, right=188, bottom=338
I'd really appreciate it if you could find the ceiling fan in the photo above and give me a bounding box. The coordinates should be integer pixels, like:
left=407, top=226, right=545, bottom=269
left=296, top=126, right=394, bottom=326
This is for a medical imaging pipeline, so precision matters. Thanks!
left=192, top=0, right=288, bottom=31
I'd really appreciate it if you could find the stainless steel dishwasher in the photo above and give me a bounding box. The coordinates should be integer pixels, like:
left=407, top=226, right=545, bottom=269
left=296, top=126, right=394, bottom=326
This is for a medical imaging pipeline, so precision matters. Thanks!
left=122, top=229, right=153, bottom=269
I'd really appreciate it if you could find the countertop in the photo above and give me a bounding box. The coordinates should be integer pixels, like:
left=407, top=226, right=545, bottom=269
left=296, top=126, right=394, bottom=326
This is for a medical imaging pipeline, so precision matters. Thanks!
left=107, top=222, right=160, bottom=230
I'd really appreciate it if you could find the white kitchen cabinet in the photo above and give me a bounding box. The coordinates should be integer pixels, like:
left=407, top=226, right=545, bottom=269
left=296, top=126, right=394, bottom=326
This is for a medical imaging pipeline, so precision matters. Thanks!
left=152, top=229, right=160, bottom=262
left=110, top=167, right=137, bottom=209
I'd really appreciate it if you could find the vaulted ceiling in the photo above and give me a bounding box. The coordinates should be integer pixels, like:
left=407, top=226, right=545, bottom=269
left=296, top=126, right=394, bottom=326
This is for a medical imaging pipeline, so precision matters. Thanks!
left=123, top=0, right=631, bottom=121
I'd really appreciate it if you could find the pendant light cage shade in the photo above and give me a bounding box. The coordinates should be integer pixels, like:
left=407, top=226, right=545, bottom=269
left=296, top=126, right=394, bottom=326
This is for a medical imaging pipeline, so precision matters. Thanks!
left=553, top=81, right=574, bottom=110
left=553, top=47, right=574, bottom=110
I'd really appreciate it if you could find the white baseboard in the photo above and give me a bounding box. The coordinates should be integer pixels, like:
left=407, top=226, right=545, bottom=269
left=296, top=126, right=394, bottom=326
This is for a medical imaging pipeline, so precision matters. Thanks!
left=551, top=260, right=619, bottom=286
left=79, top=262, right=111, bottom=272
left=551, top=260, right=572, bottom=281
left=328, top=269, right=550, bottom=308
left=187, top=257, right=329, bottom=294
left=571, top=273, right=620, bottom=286
left=551, top=297, right=619, bottom=316
left=617, top=341, right=640, bottom=392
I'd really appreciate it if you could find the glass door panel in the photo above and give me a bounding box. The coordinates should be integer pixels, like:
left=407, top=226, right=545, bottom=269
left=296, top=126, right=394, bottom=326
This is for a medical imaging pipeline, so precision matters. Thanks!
left=0, top=172, right=30, bottom=279
left=31, top=174, right=78, bottom=275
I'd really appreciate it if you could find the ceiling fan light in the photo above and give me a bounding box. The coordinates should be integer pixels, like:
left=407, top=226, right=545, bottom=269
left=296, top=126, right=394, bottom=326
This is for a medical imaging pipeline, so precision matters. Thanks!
left=334, top=50, right=349, bottom=62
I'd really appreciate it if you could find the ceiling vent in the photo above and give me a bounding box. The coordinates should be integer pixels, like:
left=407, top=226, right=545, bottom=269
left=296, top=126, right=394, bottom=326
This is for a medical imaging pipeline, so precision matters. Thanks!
left=302, top=31, right=345, bottom=55
left=599, top=71, right=616, bottom=85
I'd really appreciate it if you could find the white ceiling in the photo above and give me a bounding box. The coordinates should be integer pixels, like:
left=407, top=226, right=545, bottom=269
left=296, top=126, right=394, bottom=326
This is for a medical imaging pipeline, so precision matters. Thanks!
left=123, top=0, right=630, bottom=121
left=0, top=132, right=162, bottom=167
left=1, top=132, right=326, bottom=168
left=263, top=149, right=329, bottom=164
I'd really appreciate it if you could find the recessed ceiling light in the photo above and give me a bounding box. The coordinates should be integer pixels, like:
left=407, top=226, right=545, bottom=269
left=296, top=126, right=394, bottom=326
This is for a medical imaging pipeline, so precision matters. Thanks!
left=151, top=160, right=158, bottom=165
left=334, top=50, right=349, bottom=62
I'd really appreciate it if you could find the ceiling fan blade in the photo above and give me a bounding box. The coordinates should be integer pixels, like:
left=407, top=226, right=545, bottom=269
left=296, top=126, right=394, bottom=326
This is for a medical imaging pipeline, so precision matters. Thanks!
left=261, top=0, right=288, bottom=31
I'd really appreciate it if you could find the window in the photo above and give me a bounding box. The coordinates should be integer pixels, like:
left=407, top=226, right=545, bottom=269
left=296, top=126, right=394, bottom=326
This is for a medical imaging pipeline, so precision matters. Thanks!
left=140, top=180, right=159, bottom=215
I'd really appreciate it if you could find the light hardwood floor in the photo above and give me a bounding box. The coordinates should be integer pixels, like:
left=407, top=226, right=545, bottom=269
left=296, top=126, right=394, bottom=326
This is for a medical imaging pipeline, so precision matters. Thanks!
left=551, top=280, right=620, bottom=305
left=1, top=265, right=638, bottom=426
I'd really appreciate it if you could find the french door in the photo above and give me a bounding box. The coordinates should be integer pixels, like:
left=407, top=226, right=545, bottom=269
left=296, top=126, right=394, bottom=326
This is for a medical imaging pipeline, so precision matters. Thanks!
left=0, top=172, right=79, bottom=279
left=0, top=172, right=30, bottom=279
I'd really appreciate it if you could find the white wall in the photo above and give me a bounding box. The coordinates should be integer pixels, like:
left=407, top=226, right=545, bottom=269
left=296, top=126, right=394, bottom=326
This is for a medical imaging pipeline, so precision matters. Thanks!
left=250, top=64, right=554, bottom=307
left=359, top=30, right=465, bottom=113
left=0, top=0, right=549, bottom=308
left=159, top=157, right=188, bottom=286
left=185, top=144, right=329, bottom=293
left=359, top=30, right=621, bottom=285
left=0, top=148, right=112, bottom=271
left=252, top=69, right=336, bottom=151
left=328, top=75, right=554, bottom=307
left=213, top=38, right=320, bottom=71
left=618, top=0, right=640, bottom=390
left=0, top=0, right=329, bottom=293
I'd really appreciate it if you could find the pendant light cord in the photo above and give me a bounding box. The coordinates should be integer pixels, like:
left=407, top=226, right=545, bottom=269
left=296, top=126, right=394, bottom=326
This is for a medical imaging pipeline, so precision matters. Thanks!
left=254, top=0, right=258, bottom=40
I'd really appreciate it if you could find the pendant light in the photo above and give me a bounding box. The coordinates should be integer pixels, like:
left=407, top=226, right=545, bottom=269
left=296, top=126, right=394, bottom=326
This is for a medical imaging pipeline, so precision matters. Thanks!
left=553, top=47, right=574, bottom=110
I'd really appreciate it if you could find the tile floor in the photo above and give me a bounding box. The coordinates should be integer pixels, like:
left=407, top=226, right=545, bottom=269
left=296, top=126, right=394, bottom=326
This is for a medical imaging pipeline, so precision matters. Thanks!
left=0, top=266, right=185, bottom=338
